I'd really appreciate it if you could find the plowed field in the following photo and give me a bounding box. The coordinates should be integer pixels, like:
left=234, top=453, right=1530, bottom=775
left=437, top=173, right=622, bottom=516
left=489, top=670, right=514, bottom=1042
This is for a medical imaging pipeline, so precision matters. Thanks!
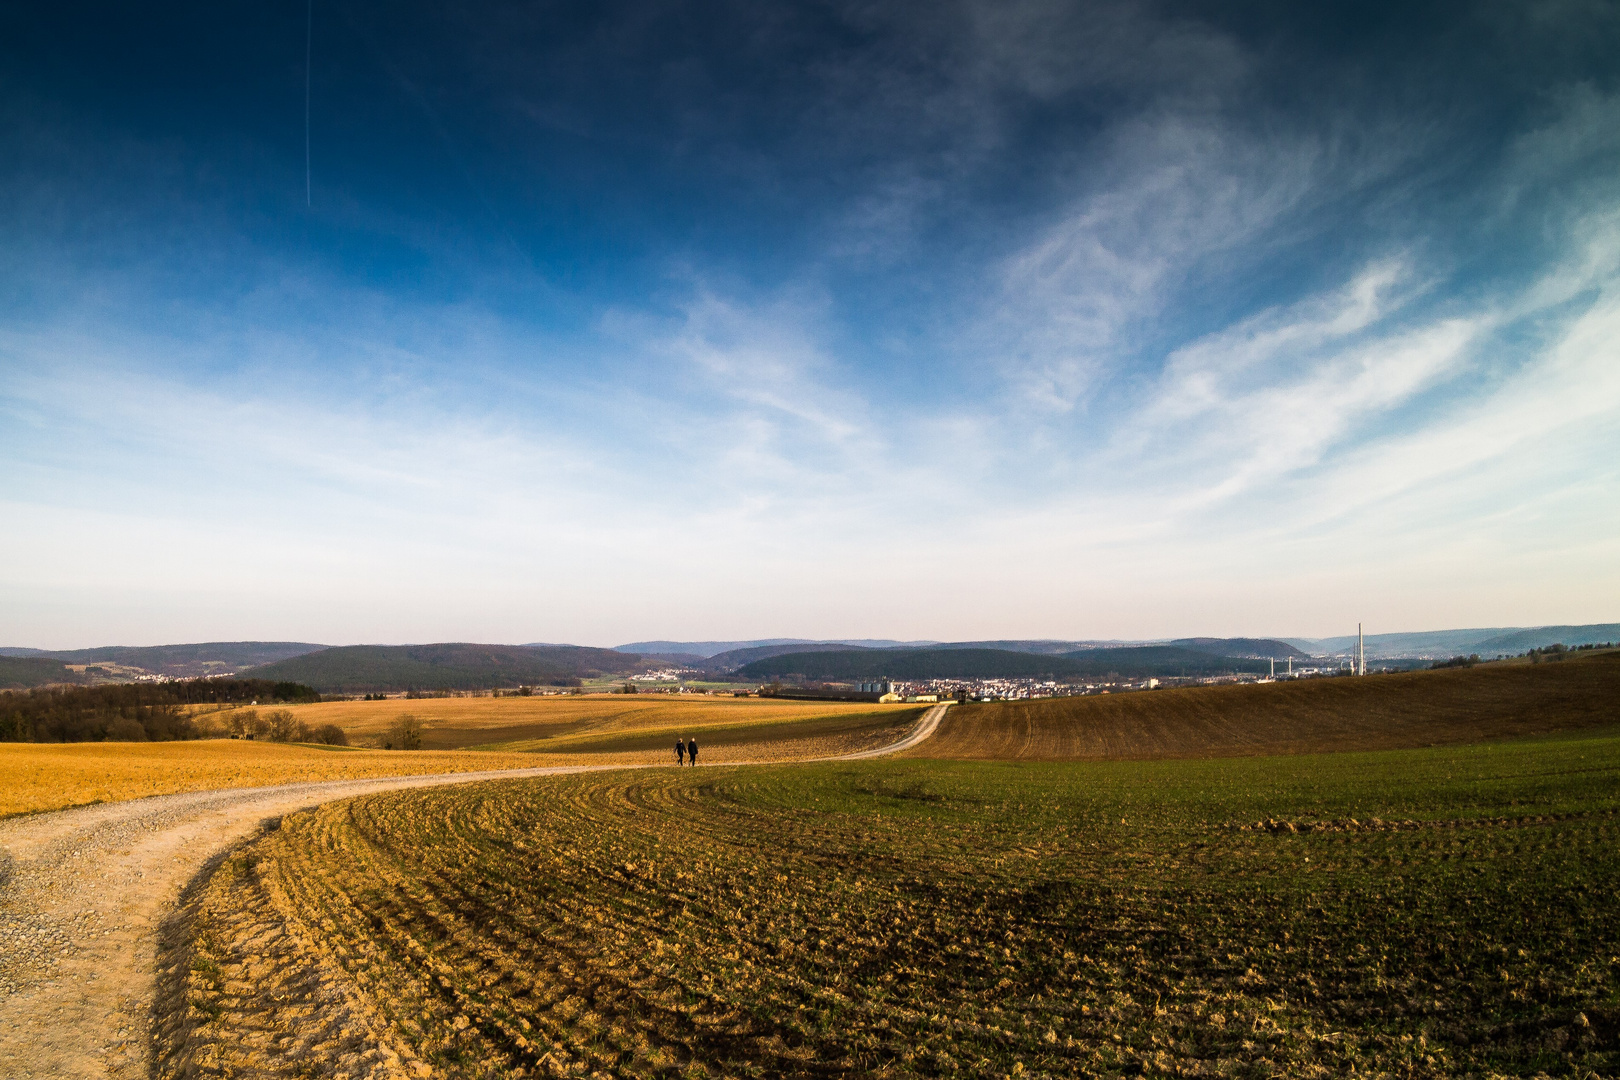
left=163, top=729, right=1620, bottom=1078
left=907, top=650, right=1620, bottom=761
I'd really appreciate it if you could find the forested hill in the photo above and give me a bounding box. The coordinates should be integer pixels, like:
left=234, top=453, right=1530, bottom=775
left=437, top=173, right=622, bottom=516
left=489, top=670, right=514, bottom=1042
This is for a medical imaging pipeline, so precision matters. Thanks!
left=242, top=643, right=644, bottom=692
left=701, top=642, right=878, bottom=671
left=0, top=641, right=325, bottom=678
left=1168, top=638, right=1310, bottom=660
left=738, top=646, right=1271, bottom=681
left=0, top=656, right=85, bottom=689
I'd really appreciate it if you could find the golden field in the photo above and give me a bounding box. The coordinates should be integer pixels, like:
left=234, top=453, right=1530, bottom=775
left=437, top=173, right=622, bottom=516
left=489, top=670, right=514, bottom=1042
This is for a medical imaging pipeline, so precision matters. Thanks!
left=199, top=692, right=920, bottom=751
left=0, top=741, right=551, bottom=819
left=1, top=696, right=924, bottom=818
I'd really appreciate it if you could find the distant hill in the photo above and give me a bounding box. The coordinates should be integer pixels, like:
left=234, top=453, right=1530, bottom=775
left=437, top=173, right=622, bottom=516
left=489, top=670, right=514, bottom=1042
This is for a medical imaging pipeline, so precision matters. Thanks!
left=704, top=643, right=878, bottom=672
left=631, top=637, right=1305, bottom=666
left=739, top=648, right=1071, bottom=680
left=1057, top=646, right=1273, bottom=676
left=1466, top=624, right=1620, bottom=654
left=1287, top=628, right=1517, bottom=658
left=1169, top=638, right=1309, bottom=660
left=613, top=638, right=814, bottom=657
left=244, top=643, right=643, bottom=692
left=738, top=646, right=1269, bottom=681
left=1289, top=623, right=1620, bottom=659
left=701, top=639, right=1154, bottom=670
left=636, top=653, right=710, bottom=667
left=0, top=641, right=326, bottom=679
left=927, top=640, right=1127, bottom=655
left=0, top=656, right=86, bottom=689
left=613, top=638, right=938, bottom=659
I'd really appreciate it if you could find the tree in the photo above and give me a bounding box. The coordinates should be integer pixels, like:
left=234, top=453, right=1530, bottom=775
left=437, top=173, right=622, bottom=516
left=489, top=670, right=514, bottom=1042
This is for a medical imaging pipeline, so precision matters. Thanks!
left=385, top=713, right=425, bottom=750
left=230, top=708, right=269, bottom=740
left=265, top=709, right=300, bottom=742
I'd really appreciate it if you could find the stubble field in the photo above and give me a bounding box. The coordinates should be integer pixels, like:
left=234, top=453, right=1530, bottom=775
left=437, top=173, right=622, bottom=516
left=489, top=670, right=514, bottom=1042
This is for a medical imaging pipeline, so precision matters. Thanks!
left=0, top=697, right=922, bottom=818
left=0, top=741, right=555, bottom=819
left=203, top=694, right=920, bottom=753
left=161, top=727, right=1620, bottom=1078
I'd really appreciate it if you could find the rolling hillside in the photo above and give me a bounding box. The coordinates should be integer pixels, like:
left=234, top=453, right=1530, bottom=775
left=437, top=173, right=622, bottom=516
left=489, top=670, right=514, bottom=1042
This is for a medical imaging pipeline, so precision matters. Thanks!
left=1288, top=622, right=1620, bottom=659
left=0, top=641, right=325, bottom=678
left=1055, top=646, right=1273, bottom=676
left=704, top=642, right=879, bottom=671
left=1168, top=637, right=1309, bottom=659
left=613, top=638, right=934, bottom=658
left=738, top=645, right=1270, bottom=680
left=907, top=648, right=1620, bottom=760
left=242, top=643, right=643, bottom=692
left=0, top=656, right=85, bottom=690
left=1467, top=624, right=1620, bottom=654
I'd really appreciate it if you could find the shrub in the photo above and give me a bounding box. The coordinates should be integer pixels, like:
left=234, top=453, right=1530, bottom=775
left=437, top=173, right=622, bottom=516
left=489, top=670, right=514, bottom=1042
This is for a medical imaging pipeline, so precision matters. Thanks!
left=309, top=723, right=348, bottom=747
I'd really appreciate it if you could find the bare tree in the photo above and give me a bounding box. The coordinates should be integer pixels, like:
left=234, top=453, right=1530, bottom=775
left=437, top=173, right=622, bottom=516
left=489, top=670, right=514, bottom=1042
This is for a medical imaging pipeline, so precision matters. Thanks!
left=385, top=713, right=425, bottom=750
left=230, top=709, right=269, bottom=740
left=265, top=710, right=300, bottom=742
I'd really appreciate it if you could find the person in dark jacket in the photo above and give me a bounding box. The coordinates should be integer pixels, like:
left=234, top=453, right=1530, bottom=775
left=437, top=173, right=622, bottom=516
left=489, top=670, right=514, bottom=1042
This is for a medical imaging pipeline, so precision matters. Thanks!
left=686, top=737, right=698, bottom=766
left=674, top=738, right=685, bottom=766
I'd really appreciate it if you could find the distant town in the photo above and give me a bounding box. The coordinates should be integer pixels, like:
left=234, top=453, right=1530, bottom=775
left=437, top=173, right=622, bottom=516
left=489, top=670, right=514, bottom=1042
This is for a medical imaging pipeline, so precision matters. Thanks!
left=628, top=659, right=1377, bottom=703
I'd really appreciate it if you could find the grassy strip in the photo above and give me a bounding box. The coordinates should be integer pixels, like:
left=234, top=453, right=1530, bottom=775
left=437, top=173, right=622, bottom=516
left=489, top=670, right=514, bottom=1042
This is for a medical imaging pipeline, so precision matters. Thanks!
left=173, top=729, right=1620, bottom=1078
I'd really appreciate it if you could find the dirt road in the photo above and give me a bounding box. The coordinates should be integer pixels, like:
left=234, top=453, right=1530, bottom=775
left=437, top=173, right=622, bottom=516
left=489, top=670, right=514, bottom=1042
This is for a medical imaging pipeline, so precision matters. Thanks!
left=0, top=704, right=946, bottom=1078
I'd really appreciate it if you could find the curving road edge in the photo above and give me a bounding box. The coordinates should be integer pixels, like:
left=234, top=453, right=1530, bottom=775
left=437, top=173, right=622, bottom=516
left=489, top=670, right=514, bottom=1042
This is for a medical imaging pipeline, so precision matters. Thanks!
left=0, top=702, right=948, bottom=1079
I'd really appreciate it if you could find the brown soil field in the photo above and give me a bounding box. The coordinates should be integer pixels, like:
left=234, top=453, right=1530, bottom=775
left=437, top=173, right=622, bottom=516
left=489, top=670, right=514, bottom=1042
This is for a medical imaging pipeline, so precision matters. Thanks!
left=906, top=648, right=1620, bottom=761
left=201, top=693, right=918, bottom=751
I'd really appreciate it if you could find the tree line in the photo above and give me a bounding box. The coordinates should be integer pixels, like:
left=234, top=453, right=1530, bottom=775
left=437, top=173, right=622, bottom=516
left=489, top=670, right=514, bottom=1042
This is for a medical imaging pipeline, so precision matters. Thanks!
left=0, top=678, right=322, bottom=743
left=222, top=708, right=348, bottom=746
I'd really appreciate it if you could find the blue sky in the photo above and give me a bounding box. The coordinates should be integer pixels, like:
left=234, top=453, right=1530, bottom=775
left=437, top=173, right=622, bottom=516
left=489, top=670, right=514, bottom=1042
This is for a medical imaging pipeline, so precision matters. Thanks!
left=2, top=0, right=1618, bottom=648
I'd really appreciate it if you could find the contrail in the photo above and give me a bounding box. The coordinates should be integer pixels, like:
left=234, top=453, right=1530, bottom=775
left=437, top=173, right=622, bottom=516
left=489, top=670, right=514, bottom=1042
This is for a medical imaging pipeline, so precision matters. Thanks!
left=304, top=0, right=312, bottom=206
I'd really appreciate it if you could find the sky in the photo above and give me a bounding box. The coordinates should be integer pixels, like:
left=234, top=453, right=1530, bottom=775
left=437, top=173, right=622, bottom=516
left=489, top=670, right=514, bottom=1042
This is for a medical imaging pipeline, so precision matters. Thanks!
left=2, top=0, right=1618, bottom=649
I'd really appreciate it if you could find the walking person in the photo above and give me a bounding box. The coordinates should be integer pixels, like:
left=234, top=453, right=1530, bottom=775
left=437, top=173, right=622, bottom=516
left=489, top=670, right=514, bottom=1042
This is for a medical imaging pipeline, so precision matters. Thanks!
left=674, top=738, right=685, bottom=766
left=686, top=737, right=698, bottom=766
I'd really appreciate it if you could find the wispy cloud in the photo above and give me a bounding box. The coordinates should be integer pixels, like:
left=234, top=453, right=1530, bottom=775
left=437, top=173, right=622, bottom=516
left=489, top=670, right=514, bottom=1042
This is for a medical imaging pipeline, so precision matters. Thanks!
left=4, top=0, right=1619, bottom=644
left=983, top=116, right=1327, bottom=411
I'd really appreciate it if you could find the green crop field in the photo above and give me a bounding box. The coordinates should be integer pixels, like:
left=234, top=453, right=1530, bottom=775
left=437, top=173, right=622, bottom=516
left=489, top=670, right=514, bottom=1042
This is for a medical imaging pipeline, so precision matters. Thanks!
left=162, top=726, right=1620, bottom=1078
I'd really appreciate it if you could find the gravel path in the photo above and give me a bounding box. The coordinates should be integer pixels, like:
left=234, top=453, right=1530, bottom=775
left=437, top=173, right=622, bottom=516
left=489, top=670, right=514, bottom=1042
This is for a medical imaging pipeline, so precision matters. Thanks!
left=0, top=704, right=946, bottom=1078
